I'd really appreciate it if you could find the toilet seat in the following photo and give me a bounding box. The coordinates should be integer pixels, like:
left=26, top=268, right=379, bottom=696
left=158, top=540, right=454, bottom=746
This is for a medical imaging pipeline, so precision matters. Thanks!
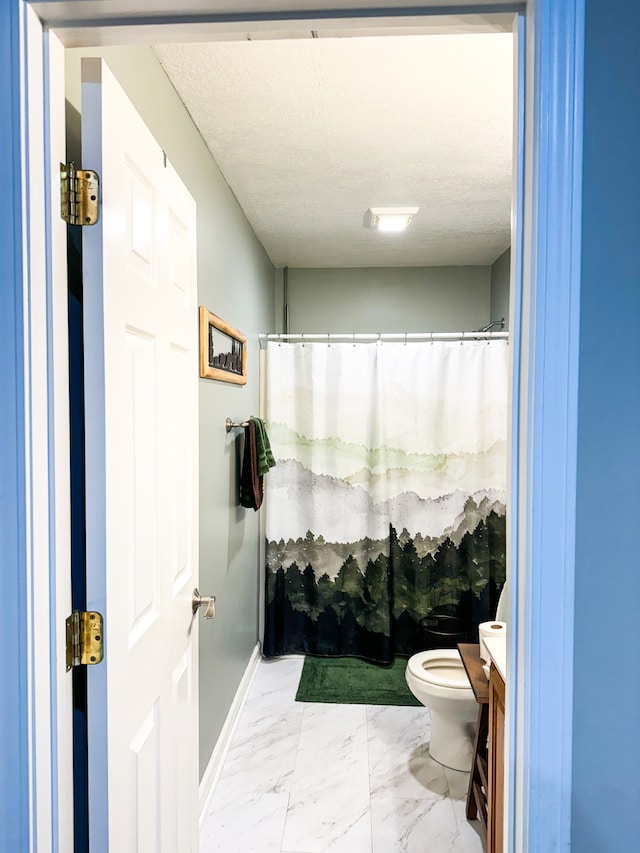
left=407, top=649, right=470, bottom=690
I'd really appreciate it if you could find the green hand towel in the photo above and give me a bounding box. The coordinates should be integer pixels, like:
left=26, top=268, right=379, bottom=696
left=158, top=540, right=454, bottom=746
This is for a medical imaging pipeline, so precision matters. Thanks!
left=250, top=416, right=276, bottom=476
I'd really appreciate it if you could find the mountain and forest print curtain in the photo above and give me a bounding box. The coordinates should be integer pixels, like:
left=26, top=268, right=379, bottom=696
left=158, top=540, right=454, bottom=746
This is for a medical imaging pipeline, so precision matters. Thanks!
left=263, top=339, right=507, bottom=663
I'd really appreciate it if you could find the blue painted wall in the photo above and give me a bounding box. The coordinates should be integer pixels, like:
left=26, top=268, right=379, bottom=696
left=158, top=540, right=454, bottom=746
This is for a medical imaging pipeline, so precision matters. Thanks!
left=0, top=3, right=29, bottom=852
left=572, top=3, right=640, bottom=850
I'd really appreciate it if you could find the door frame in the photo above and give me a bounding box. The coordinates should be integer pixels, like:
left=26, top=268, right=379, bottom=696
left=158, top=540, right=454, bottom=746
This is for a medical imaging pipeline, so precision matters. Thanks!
left=2, top=2, right=584, bottom=852
left=0, top=5, right=73, bottom=852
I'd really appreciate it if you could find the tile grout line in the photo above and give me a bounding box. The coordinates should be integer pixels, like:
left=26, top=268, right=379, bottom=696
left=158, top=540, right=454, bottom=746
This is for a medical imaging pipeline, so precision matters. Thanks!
left=279, top=660, right=310, bottom=853
left=365, top=704, right=374, bottom=853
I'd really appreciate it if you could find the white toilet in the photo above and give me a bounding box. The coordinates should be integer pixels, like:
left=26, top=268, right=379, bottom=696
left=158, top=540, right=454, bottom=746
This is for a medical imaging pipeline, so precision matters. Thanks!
left=406, top=586, right=508, bottom=772
left=405, top=648, right=477, bottom=771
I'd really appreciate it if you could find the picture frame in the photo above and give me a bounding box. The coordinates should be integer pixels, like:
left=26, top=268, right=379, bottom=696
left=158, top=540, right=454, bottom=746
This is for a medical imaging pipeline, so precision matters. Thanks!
left=199, top=307, right=247, bottom=385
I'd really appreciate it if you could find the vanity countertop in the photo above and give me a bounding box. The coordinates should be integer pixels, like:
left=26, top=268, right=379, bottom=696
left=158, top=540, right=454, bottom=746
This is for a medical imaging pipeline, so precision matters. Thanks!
left=483, top=635, right=507, bottom=682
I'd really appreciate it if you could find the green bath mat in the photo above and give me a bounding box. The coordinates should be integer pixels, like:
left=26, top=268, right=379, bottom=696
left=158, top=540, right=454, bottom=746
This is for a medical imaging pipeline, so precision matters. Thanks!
left=295, top=656, right=421, bottom=706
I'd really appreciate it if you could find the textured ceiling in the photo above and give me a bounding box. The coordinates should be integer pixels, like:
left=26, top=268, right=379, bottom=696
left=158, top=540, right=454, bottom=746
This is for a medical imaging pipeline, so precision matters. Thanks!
left=154, top=33, right=513, bottom=268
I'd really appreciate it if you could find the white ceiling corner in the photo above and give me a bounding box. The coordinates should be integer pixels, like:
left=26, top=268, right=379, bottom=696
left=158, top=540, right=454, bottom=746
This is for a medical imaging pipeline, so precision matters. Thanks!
left=154, top=32, right=513, bottom=268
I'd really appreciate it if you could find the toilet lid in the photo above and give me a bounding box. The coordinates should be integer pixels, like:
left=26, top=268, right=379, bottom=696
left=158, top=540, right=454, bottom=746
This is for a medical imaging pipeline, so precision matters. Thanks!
left=408, top=650, right=471, bottom=689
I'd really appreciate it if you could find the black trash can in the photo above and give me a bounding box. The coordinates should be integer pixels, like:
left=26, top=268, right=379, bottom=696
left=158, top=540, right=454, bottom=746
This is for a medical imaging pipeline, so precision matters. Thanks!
left=418, top=608, right=468, bottom=649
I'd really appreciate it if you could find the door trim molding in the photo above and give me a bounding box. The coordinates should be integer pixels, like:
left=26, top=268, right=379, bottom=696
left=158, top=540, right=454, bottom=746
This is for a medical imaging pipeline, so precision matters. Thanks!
left=31, top=3, right=525, bottom=48
left=505, top=11, right=526, bottom=850
left=1, top=5, right=73, bottom=851
left=514, top=1, right=585, bottom=849
left=0, top=1, right=30, bottom=845
left=8, top=3, right=587, bottom=851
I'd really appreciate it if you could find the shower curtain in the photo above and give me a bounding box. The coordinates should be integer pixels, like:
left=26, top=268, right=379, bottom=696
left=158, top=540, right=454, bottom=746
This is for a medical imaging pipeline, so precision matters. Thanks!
left=263, top=339, right=508, bottom=662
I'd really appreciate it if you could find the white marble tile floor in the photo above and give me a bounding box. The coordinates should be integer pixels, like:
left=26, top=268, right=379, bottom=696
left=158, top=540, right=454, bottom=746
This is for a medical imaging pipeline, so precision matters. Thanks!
left=200, top=657, right=485, bottom=853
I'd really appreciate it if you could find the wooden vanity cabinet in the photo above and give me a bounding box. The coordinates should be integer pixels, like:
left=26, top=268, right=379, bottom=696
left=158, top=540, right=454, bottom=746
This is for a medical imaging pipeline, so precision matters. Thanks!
left=487, top=663, right=505, bottom=853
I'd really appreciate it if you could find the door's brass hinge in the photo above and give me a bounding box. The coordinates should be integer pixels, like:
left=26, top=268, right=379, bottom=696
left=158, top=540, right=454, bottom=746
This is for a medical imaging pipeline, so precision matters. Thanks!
left=60, top=162, right=100, bottom=226
left=66, top=611, right=104, bottom=672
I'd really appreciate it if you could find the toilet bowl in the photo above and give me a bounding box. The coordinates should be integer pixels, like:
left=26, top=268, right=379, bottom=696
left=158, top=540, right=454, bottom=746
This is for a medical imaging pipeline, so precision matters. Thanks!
left=405, top=648, right=477, bottom=772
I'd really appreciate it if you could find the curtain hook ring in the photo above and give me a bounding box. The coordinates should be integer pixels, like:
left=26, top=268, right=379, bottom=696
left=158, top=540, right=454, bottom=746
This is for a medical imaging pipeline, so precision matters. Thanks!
left=302, top=332, right=305, bottom=348
left=327, top=332, right=330, bottom=347
left=430, top=331, right=434, bottom=345
left=404, top=332, right=408, bottom=346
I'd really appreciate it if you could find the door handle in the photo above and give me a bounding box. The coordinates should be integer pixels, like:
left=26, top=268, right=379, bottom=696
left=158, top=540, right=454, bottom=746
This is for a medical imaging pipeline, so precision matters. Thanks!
left=192, top=589, right=216, bottom=619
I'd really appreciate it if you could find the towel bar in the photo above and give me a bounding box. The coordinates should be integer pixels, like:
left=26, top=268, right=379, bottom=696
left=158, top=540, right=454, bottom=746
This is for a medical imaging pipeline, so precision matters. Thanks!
left=226, top=417, right=249, bottom=433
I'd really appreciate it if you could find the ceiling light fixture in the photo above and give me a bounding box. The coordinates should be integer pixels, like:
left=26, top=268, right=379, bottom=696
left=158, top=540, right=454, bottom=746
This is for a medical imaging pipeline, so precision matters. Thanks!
left=366, top=207, right=420, bottom=233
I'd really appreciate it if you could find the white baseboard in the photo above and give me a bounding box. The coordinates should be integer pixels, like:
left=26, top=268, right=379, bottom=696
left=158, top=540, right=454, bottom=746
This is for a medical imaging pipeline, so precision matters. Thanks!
left=198, top=642, right=262, bottom=826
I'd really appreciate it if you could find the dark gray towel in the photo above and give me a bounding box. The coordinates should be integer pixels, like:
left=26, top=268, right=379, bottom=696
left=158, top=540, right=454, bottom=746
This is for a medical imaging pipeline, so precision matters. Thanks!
left=240, top=420, right=263, bottom=511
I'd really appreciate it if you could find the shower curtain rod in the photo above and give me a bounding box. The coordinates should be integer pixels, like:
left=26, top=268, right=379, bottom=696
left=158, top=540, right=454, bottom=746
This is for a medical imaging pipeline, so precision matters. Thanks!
left=259, top=331, right=509, bottom=344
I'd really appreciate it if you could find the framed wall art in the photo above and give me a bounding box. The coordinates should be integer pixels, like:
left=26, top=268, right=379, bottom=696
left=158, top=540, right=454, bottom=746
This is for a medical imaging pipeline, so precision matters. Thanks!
left=199, top=307, right=247, bottom=385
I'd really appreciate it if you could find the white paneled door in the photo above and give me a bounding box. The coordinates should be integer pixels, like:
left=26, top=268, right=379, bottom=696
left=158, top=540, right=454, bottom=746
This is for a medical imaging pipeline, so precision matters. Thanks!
left=81, top=58, right=199, bottom=853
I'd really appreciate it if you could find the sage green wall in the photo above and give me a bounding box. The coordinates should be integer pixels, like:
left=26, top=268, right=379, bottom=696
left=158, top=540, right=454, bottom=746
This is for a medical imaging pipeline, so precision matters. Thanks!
left=66, top=46, right=275, bottom=778
left=283, top=266, right=492, bottom=333
left=490, top=247, right=511, bottom=331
